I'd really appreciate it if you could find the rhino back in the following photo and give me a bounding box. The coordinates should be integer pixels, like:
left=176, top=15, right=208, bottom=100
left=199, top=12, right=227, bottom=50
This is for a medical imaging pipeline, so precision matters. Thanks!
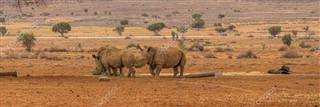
left=156, top=47, right=184, bottom=68
left=106, top=49, right=124, bottom=68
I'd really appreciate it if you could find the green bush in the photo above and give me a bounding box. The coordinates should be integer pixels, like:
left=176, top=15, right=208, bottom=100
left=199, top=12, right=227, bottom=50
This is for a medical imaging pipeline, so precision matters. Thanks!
left=192, top=13, right=202, bottom=19
left=268, top=26, right=281, bottom=37
left=120, top=19, right=129, bottom=26
left=190, top=19, right=205, bottom=30
left=227, top=25, right=235, bottom=30
left=281, top=34, right=292, bottom=47
left=17, top=31, right=36, bottom=52
left=0, top=26, right=7, bottom=36
left=218, top=14, right=225, bottom=19
left=0, top=18, right=5, bottom=24
left=215, top=27, right=226, bottom=33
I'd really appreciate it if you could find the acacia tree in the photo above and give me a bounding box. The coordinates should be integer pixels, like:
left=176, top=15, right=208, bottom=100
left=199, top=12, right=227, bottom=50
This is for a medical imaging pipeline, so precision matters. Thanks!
left=52, top=22, right=72, bottom=36
left=113, top=26, right=125, bottom=36
left=268, top=26, right=281, bottom=38
left=191, top=19, right=205, bottom=30
left=17, top=31, right=36, bottom=52
left=147, top=22, right=166, bottom=36
left=0, top=26, right=7, bottom=36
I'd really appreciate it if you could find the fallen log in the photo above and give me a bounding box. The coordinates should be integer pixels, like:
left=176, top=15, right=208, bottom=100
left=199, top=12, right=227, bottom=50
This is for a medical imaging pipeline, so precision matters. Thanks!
left=184, top=71, right=222, bottom=78
left=0, top=71, right=17, bottom=77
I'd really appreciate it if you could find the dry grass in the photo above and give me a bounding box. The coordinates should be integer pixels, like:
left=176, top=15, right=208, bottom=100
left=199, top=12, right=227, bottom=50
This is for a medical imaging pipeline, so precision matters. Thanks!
left=281, top=50, right=302, bottom=58
left=237, top=50, right=258, bottom=59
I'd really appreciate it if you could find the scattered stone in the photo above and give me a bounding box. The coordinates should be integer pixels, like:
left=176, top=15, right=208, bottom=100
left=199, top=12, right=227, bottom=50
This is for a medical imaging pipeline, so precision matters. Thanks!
left=99, top=77, right=111, bottom=82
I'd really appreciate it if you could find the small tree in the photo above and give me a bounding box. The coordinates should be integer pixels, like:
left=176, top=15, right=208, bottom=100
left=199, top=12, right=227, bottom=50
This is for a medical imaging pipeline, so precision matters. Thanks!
left=215, top=27, right=226, bottom=33
left=177, top=27, right=188, bottom=36
left=120, top=20, right=129, bottom=26
left=218, top=14, right=225, bottom=19
left=303, top=26, right=309, bottom=36
left=191, top=19, right=205, bottom=30
left=171, top=31, right=176, bottom=41
left=227, top=25, right=235, bottom=30
left=0, top=18, right=5, bottom=24
left=0, top=26, right=7, bottom=36
left=52, top=22, right=72, bottom=36
left=147, top=22, right=166, bottom=36
left=282, top=34, right=292, bottom=47
left=17, top=31, right=36, bottom=52
left=113, top=26, right=125, bottom=36
left=192, top=13, right=202, bottom=19
left=291, top=30, right=298, bottom=37
left=84, top=8, right=88, bottom=14
left=94, top=11, right=98, bottom=15
left=268, top=26, right=281, bottom=37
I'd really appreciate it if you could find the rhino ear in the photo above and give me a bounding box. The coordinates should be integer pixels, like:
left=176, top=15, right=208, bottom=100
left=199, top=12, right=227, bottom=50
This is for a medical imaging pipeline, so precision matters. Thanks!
left=147, top=46, right=152, bottom=52
left=92, top=54, right=100, bottom=60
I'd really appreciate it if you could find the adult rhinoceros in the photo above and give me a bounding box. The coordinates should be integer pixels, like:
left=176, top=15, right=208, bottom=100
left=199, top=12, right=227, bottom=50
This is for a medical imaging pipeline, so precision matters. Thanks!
left=146, top=47, right=186, bottom=78
left=92, top=46, right=148, bottom=77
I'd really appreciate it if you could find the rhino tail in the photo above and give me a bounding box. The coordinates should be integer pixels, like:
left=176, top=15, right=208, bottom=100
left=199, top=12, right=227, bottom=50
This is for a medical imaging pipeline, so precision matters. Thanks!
left=179, top=51, right=187, bottom=67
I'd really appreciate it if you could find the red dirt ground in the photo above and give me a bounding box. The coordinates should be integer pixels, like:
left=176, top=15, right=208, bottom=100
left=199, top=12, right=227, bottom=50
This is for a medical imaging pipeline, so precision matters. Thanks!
left=0, top=74, right=319, bottom=106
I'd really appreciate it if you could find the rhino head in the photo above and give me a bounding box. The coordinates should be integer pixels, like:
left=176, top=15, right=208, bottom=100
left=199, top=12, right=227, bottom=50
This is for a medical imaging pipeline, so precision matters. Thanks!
left=92, top=54, right=105, bottom=75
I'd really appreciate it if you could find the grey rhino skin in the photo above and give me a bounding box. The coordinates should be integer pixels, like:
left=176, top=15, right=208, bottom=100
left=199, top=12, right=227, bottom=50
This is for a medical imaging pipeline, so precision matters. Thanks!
left=146, top=47, right=186, bottom=78
left=92, top=45, right=122, bottom=76
left=93, top=46, right=148, bottom=77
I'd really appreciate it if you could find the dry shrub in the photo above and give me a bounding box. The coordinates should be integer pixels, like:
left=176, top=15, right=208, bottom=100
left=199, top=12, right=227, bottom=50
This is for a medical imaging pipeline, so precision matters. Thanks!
left=188, top=43, right=204, bottom=51
left=237, top=50, right=257, bottom=59
left=281, top=50, right=302, bottom=58
left=230, top=41, right=237, bottom=43
left=214, top=47, right=233, bottom=52
left=310, top=47, right=319, bottom=52
left=214, top=47, right=224, bottom=52
left=45, top=56, right=63, bottom=61
left=299, top=42, right=312, bottom=48
left=204, top=53, right=217, bottom=58
left=44, top=47, right=68, bottom=52
left=124, top=36, right=131, bottom=39
left=86, top=48, right=98, bottom=52
left=278, top=46, right=288, bottom=51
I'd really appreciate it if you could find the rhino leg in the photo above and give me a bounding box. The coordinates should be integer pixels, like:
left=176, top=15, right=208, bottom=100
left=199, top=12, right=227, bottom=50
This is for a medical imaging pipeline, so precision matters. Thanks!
left=179, top=66, right=184, bottom=78
left=149, top=65, right=155, bottom=76
left=127, top=67, right=136, bottom=77
left=112, top=68, right=117, bottom=76
left=173, top=67, right=178, bottom=78
left=119, top=67, right=124, bottom=76
left=104, top=64, right=112, bottom=76
left=155, top=65, right=163, bottom=78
